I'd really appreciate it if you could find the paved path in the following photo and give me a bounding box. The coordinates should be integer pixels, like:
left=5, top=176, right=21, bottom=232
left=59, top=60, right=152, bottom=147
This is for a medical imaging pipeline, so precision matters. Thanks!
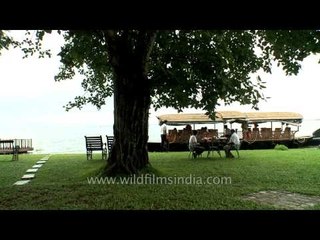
left=242, top=190, right=320, bottom=210
left=13, top=155, right=51, bottom=185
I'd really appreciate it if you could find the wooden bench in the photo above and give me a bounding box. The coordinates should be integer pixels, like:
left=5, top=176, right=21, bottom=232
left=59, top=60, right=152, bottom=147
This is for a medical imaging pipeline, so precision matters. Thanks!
left=106, top=135, right=114, bottom=157
left=0, top=140, right=20, bottom=160
left=85, top=136, right=107, bottom=160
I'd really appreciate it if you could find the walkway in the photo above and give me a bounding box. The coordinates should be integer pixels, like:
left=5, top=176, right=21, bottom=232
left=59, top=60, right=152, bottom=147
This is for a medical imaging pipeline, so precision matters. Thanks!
left=13, top=155, right=51, bottom=185
left=242, top=190, right=320, bottom=210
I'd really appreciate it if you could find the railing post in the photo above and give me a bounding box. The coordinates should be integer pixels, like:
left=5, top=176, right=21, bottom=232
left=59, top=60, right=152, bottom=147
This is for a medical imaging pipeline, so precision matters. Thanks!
left=12, top=145, right=20, bottom=161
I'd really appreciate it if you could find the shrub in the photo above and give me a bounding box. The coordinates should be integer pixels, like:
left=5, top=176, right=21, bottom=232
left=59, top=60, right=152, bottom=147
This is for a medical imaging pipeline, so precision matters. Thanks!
left=313, top=128, right=320, bottom=137
left=274, top=144, right=289, bottom=150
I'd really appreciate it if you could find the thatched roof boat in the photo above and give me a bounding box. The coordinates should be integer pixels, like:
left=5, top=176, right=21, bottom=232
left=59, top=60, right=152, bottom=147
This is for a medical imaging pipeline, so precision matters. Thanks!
left=157, top=111, right=303, bottom=125
left=154, top=111, right=307, bottom=151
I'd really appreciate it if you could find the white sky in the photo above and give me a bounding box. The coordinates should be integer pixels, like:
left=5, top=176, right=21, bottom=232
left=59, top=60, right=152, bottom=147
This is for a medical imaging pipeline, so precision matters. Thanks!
left=0, top=31, right=113, bottom=127
left=1, top=30, right=320, bottom=143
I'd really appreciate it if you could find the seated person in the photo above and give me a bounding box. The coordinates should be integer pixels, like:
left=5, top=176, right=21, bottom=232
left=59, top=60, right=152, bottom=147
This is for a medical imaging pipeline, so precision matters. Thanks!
left=223, top=125, right=231, bottom=138
left=223, top=129, right=240, bottom=158
left=201, top=129, right=212, bottom=143
left=168, top=128, right=178, bottom=143
left=189, top=130, right=205, bottom=158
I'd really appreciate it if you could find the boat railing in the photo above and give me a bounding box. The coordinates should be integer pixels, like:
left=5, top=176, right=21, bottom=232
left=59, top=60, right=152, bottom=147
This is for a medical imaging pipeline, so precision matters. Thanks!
left=242, top=129, right=296, bottom=141
left=13, top=139, right=33, bottom=149
left=0, top=139, right=33, bottom=154
left=167, top=128, right=298, bottom=144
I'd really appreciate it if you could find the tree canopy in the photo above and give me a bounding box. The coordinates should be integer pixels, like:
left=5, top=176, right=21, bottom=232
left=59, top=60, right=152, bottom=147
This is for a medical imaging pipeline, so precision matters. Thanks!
left=2, top=30, right=320, bottom=174
left=0, top=31, right=14, bottom=55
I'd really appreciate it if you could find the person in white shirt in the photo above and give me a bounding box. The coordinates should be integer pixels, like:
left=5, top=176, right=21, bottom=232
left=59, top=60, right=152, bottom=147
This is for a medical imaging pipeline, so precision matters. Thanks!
left=223, top=129, right=240, bottom=158
left=189, top=130, right=205, bottom=158
left=160, top=120, right=169, bottom=151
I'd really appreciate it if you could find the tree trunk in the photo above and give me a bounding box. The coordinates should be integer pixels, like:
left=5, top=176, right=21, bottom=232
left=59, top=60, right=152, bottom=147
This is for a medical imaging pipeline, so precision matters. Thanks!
left=105, top=58, right=151, bottom=175
left=102, top=30, right=157, bottom=175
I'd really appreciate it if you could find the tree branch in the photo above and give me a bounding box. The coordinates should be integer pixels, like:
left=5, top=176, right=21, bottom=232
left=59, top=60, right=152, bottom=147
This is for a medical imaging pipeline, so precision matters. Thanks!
left=103, top=30, right=120, bottom=67
left=136, top=30, right=158, bottom=70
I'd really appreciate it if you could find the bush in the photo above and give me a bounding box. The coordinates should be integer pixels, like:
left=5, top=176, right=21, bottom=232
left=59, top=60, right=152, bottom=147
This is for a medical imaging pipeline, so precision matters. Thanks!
left=274, top=144, right=289, bottom=150
left=313, top=128, right=320, bottom=137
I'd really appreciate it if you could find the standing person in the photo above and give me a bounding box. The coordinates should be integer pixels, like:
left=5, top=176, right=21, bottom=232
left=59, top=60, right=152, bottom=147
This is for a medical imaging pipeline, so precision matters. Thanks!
left=160, top=120, right=169, bottom=151
left=223, top=129, right=240, bottom=158
left=185, top=124, right=192, bottom=132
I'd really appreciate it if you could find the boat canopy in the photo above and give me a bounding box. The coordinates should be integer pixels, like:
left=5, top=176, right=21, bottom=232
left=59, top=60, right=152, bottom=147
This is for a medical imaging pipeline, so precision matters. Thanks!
left=243, top=112, right=303, bottom=124
left=157, top=111, right=303, bottom=126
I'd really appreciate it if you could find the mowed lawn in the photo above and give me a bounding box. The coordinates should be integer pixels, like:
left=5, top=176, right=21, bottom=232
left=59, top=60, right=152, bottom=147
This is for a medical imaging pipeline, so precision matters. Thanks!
left=1, top=148, right=320, bottom=210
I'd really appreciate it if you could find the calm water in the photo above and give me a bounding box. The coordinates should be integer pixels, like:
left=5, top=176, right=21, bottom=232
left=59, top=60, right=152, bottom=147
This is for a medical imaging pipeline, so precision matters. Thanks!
left=3, top=119, right=320, bottom=154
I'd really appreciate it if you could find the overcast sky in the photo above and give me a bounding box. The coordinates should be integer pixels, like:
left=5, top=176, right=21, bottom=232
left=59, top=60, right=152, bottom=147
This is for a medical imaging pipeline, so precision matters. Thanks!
left=1, top=30, right=320, bottom=142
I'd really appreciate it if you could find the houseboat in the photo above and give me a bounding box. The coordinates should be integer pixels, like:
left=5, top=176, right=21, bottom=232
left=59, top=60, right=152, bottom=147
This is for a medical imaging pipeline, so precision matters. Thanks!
left=155, top=111, right=309, bottom=150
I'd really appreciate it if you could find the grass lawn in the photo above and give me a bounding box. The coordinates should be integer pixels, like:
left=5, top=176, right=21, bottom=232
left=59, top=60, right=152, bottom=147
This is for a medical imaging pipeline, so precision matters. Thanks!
left=1, top=148, right=320, bottom=209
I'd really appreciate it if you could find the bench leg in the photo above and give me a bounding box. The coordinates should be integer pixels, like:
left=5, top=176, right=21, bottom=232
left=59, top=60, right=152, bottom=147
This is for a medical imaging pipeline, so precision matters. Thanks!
left=236, top=149, right=240, bottom=158
left=102, top=149, right=107, bottom=160
left=87, top=150, right=92, bottom=160
left=12, top=152, right=18, bottom=161
left=217, top=150, right=221, bottom=157
left=12, top=146, right=19, bottom=161
left=207, top=147, right=222, bottom=158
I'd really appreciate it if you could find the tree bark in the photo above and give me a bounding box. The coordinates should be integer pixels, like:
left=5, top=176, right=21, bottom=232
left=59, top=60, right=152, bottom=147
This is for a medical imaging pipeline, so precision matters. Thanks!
left=106, top=68, right=151, bottom=175
left=103, top=30, right=157, bottom=175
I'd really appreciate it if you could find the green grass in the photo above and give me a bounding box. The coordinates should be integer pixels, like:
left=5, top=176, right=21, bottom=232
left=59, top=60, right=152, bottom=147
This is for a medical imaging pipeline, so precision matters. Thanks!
left=0, top=154, right=47, bottom=186
left=1, top=148, right=320, bottom=209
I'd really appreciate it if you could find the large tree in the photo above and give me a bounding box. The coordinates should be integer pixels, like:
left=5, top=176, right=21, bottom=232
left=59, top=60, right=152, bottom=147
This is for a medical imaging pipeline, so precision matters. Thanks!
left=4, top=30, right=320, bottom=175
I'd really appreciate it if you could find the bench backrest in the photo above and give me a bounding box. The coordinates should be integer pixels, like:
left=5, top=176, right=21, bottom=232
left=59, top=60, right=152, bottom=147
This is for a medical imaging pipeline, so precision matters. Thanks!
left=106, top=135, right=114, bottom=152
left=85, top=136, right=104, bottom=150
